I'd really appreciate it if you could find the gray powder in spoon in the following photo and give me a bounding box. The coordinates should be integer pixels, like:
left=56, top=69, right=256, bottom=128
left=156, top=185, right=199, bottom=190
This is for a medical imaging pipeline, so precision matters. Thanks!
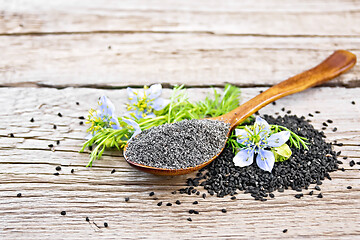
left=125, top=119, right=230, bottom=169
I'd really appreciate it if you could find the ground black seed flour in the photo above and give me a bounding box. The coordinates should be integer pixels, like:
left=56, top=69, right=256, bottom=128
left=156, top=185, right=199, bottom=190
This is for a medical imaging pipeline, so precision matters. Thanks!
left=125, top=119, right=230, bottom=169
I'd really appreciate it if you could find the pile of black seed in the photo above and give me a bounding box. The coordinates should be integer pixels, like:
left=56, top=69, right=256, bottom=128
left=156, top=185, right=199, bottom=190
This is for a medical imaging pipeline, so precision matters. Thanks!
left=181, top=115, right=339, bottom=200
left=125, top=119, right=230, bottom=169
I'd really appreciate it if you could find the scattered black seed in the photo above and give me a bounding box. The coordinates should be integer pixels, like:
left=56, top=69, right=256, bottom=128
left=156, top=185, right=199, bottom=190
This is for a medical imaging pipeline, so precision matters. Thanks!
left=88, top=145, right=93, bottom=151
left=283, top=229, right=288, bottom=233
left=111, top=169, right=116, bottom=174
left=202, top=193, right=206, bottom=199
left=126, top=119, right=230, bottom=169
left=357, top=162, right=360, bottom=165
left=231, top=196, right=236, bottom=200
left=149, top=191, right=155, bottom=196
left=79, top=116, right=85, bottom=120
left=58, top=112, right=62, bottom=117
left=321, top=127, right=326, bottom=130
left=55, top=166, right=61, bottom=171
left=269, top=193, right=275, bottom=198
left=221, top=209, right=227, bottom=213
left=125, top=197, right=129, bottom=202
left=308, top=113, right=314, bottom=117
left=85, top=217, right=90, bottom=222
left=153, top=197, right=158, bottom=200
left=347, top=186, right=352, bottom=189
left=327, top=119, right=333, bottom=124
left=30, top=118, right=34, bottom=122
left=332, top=127, right=337, bottom=132
left=187, top=217, right=192, bottom=222
left=337, top=143, right=344, bottom=146
left=182, top=115, right=339, bottom=201
left=337, top=151, right=342, bottom=156
left=315, top=186, right=321, bottom=191
left=76, top=102, right=80, bottom=105
left=71, top=169, right=74, bottom=173
left=193, top=210, right=199, bottom=214
left=294, top=193, right=303, bottom=199
left=171, top=191, right=176, bottom=194
left=286, top=110, right=291, bottom=114
left=254, top=111, right=260, bottom=116
left=53, top=172, right=60, bottom=176
left=48, top=144, right=54, bottom=148
left=104, top=222, right=108, bottom=228
left=9, top=133, right=14, bottom=137
left=351, top=101, right=355, bottom=105
left=53, top=125, right=57, bottom=129
left=341, top=168, right=345, bottom=172
left=157, top=202, right=162, bottom=206
left=272, top=102, right=276, bottom=105
left=79, top=121, right=84, bottom=125
left=317, top=193, right=323, bottom=198
left=349, top=160, right=355, bottom=167
left=175, top=200, right=181, bottom=205
left=281, top=107, right=285, bottom=112
left=309, top=191, right=313, bottom=196
left=343, top=156, right=348, bottom=160
left=315, top=111, right=320, bottom=114
left=56, top=140, right=60, bottom=145
left=60, top=211, right=66, bottom=216
left=17, top=193, right=22, bottom=197
left=166, top=203, right=172, bottom=206
left=323, top=122, right=328, bottom=127
left=189, top=209, right=194, bottom=214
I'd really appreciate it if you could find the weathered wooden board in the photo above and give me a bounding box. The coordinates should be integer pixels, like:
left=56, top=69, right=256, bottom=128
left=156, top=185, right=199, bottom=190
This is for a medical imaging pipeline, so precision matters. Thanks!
left=0, top=87, right=359, bottom=239
left=0, top=34, right=359, bottom=88
left=1, top=0, right=360, bottom=36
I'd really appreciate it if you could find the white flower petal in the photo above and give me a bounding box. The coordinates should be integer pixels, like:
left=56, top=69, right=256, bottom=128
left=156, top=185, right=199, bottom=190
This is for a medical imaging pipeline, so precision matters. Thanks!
left=233, top=148, right=254, bottom=167
left=152, top=97, right=169, bottom=111
left=235, top=129, right=249, bottom=144
left=255, top=116, right=270, bottom=134
left=267, top=131, right=290, bottom=147
left=122, top=118, right=142, bottom=139
left=127, top=87, right=137, bottom=101
left=148, top=84, right=162, bottom=99
left=256, top=149, right=275, bottom=172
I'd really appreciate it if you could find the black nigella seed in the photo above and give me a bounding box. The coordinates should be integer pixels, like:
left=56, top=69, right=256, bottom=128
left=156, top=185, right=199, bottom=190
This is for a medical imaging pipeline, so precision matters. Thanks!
left=317, top=193, right=323, bottom=198
left=327, top=119, right=333, bottom=123
left=55, top=166, right=61, bottom=171
left=221, top=209, right=227, bottom=213
left=157, top=202, right=162, bottom=206
left=272, top=102, right=276, bottom=105
left=202, top=193, right=206, bottom=199
left=56, top=140, right=60, bottom=145
left=286, top=110, right=291, bottom=114
left=294, top=194, right=303, bottom=199
left=171, top=191, right=176, bottom=194
left=269, top=193, right=275, bottom=198
left=332, top=127, right=337, bottom=132
left=153, top=197, right=158, bottom=200
left=193, top=210, right=199, bottom=214
left=315, top=111, right=320, bottom=114
left=357, top=162, right=360, bottom=165
left=166, top=203, right=172, bottom=206
left=283, top=229, right=288, bottom=233
left=351, top=101, right=355, bottom=105
left=79, top=116, right=85, bottom=120
left=104, top=222, right=108, bottom=228
left=88, top=145, right=93, bottom=151
left=30, top=118, right=34, bottom=122
left=76, top=102, right=80, bottom=105
left=231, top=196, right=236, bottom=200
left=321, top=127, right=326, bottom=130
left=315, top=186, right=321, bottom=191
left=323, top=122, right=328, bottom=127
left=17, top=193, right=22, bottom=197
left=60, top=211, right=66, bottom=216
left=149, top=192, right=155, bottom=196
left=53, top=172, right=60, bottom=176
left=347, top=186, right=352, bottom=189
left=349, top=160, right=355, bottom=167
left=125, top=197, right=129, bottom=202
left=48, top=144, right=54, bottom=148
left=111, top=169, right=116, bottom=174
left=337, top=151, right=342, bottom=156
left=189, top=210, right=194, bottom=214
left=343, top=156, right=348, bottom=160
left=317, top=180, right=322, bottom=185
left=193, top=201, right=198, bottom=204
left=58, top=113, right=62, bottom=117
left=79, top=121, right=84, bottom=125
left=309, top=191, right=314, bottom=196
left=281, top=107, right=285, bottom=112
left=85, top=217, right=90, bottom=222
left=308, top=113, right=314, bottom=117
left=278, top=188, right=284, bottom=193
left=175, top=200, right=181, bottom=205
left=9, top=133, right=14, bottom=137
left=341, top=168, right=345, bottom=172
left=187, top=217, right=192, bottom=222
left=53, top=125, right=57, bottom=129
left=71, top=169, right=74, bottom=173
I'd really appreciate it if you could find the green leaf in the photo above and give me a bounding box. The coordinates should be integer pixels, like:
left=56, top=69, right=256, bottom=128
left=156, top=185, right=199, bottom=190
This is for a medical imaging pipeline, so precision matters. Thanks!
left=273, top=144, right=292, bottom=162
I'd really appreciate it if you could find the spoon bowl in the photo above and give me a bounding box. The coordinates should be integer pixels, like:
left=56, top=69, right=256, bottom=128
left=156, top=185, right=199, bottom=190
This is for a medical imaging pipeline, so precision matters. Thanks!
left=124, top=50, right=356, bottom=176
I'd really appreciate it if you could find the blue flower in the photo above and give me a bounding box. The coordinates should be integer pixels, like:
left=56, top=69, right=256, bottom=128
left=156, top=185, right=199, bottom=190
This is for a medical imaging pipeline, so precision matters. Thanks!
left=126, top=84, right=169, bottom=119
left=96, top=96, right=120, bottom=129
left=233, top=116, right=290, bottom=172
left=122, top=117, right=142, bottom=140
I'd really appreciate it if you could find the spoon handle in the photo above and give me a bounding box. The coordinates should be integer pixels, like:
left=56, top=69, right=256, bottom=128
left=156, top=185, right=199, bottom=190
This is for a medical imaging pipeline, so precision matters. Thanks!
left=213, top=50, right=357, bottom=130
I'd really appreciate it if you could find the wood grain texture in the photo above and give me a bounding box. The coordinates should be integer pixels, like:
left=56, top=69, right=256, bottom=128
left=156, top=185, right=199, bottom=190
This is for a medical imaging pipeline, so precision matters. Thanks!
left=0, top=87, right=359, bottom=239
left=1, top=34, right=359, bottom=88
left=1, top=0, right=360, bottom=35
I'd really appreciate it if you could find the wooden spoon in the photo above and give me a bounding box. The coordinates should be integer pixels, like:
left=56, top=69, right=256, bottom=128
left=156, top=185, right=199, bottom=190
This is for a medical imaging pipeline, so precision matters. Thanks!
left=124, top=50, right=356, bottom=176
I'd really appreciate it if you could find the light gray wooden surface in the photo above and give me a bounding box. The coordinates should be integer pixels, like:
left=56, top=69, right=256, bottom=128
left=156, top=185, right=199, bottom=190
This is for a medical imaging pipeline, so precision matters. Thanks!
left=0, top=1, right=359, bottom=239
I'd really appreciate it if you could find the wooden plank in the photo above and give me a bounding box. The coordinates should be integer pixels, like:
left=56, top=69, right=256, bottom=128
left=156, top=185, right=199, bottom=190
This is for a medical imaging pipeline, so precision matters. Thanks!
left=1, top=0, right=360, bottom=36
left=1, top=34, right=359, bottom=88
left=0, top=86, right=359, bottom=239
